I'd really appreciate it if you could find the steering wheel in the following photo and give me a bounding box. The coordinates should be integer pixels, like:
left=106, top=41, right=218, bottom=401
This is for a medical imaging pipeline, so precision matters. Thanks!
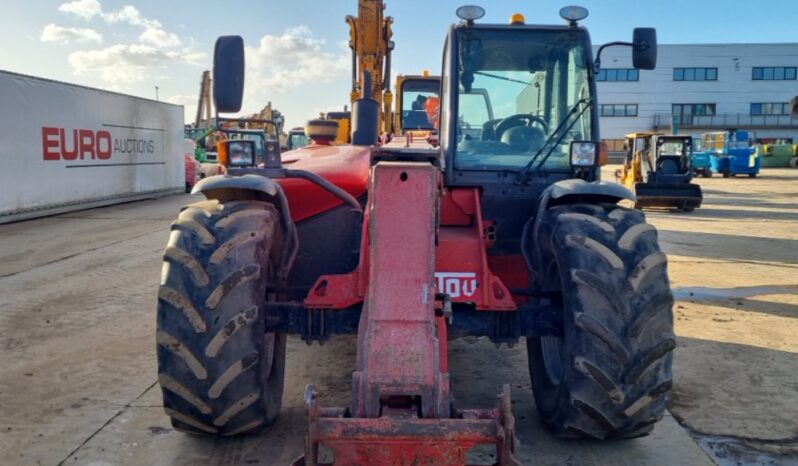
left=494, top=114, right=549, bottom=140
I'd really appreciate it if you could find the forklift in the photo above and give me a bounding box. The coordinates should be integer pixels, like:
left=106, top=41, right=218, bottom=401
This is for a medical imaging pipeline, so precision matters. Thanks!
left=618, top=132, right=703, bottom=211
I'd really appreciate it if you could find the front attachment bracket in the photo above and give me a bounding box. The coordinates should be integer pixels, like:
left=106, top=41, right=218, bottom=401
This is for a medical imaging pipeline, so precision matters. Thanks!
left=291, top=161, right=519, bottom=465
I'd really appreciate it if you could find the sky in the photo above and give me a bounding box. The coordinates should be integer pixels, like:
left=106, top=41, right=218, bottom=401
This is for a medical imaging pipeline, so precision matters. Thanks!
left=2, top=0, right=798, bottom=129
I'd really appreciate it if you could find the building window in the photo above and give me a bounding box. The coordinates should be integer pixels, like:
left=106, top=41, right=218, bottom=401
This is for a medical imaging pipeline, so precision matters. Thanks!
left=750, top=102, right=790, bottom=115
left=673, top=67, right=718, bottom=81
left=673, top=103, right=716, bottom=124
left=752, top=67, right=797, bottom=80
left=596, top=68, right=639, bottom=82
left=601, top=104, right=638, bottom=117
left=673, top=103, right=716, bottom=116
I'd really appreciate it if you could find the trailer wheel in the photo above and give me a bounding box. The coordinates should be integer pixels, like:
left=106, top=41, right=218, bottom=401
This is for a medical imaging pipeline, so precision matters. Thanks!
left=748, top=173, right=757, bottom=178
left=722, top=172, right=731, bottom=178
left=527, top=203, right=675, bottom=439
left=157, top=200, right=287, bottom=435
left=703, top=168, right=713, bottom=178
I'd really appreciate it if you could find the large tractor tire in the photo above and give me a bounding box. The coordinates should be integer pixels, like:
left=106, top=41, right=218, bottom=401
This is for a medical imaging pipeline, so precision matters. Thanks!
left=527, top=203, right=675, bottom=439
left=156, top=199, right=287, bottom=435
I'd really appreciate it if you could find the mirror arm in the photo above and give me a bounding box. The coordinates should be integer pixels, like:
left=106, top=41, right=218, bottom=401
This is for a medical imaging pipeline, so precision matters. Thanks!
left=594, top=41, right=632, bottom=73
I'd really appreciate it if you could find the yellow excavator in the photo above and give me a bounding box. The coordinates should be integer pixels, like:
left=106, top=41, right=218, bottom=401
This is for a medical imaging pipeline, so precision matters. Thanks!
left=317, top=1, right=442, bottom=145
left=347, top=0, right=393, bottom=133
left=316, top=0, right=393, bottom=144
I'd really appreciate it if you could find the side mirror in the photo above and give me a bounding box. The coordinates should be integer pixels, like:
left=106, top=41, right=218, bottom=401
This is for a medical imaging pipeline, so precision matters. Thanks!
left=213, top=36, right=245, bottom=114
left=632, top=28, right=657, bottom=70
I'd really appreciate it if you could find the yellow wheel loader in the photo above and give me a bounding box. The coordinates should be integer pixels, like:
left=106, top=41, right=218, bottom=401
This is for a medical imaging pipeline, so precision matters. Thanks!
left=617, top=132, right=703, bottom=211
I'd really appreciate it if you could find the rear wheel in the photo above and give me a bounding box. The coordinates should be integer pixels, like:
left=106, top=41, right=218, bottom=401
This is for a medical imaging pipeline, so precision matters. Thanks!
left=703, top=168, right=713, bottom=178
left=527, top=203, right=675, bottom=439
left=722, top=172, right=731, bottom=178
left=748, top=173, right=757, bottom=178
left=157, top=200, right=287, bottom=435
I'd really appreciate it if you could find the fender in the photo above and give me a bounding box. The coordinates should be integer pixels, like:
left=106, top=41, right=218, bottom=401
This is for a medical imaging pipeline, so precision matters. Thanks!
left=191, top=173, right=280, bottom=200
left=544, top=178, right=636, bottom=208
left=191, top=173, right=298, bottom=284
left=523, top=179, right=636, bottom=281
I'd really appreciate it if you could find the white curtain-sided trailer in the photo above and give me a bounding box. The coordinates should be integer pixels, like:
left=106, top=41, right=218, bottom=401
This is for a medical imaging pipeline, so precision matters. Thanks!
left=0, top=70, right=185, bottom=223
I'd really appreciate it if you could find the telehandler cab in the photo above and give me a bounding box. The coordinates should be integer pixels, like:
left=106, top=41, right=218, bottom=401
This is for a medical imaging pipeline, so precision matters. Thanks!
left=156, top=4, right=675, bottom=465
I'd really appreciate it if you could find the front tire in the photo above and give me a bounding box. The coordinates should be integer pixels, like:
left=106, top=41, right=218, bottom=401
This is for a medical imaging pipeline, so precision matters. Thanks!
left=157, top=200, right=287, bottom=435
left=527, top=203, right=675, bottom=439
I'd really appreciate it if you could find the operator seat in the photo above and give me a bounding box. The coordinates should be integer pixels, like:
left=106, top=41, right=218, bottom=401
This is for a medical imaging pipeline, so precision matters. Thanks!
left=656, top=156, right=685, bottom=175
left=403, top=110, right=431, bottom=130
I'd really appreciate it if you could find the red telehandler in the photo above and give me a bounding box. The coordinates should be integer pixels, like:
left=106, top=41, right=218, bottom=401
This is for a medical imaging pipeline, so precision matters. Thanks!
left=156, top=4, right=674, bottom=465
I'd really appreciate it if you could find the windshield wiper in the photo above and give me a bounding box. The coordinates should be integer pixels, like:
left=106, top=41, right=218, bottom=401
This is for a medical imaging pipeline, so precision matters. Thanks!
left=474, top=71, right=532, bottom=85
left=516, top=97, right=592, bottom=183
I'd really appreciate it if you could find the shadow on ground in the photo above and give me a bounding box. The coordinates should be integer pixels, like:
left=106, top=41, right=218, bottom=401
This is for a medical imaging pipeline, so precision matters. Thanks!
left=658, top=230, right=798, bottom=265
left=673, top=285, right=798, bottom=319
left=669, top=336, right=798, bottom=465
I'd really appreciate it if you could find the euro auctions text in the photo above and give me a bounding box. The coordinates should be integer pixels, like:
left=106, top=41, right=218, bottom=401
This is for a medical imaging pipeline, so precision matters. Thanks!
left=41, top=127, right=157, bottom=161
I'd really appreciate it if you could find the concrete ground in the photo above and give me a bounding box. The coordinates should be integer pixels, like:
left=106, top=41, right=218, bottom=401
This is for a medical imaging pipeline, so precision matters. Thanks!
left=0, top=167, right=796, bottom=466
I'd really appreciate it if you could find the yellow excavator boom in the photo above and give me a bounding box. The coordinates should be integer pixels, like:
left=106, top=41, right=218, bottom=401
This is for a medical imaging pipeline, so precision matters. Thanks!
left=346, top=0, right=393, bottom=135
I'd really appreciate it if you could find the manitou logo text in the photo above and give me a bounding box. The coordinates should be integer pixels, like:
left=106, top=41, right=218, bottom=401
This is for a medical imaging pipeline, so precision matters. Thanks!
left=41, top=127, right=157, bottom=161
left=434, top=272, right=477, bottom=299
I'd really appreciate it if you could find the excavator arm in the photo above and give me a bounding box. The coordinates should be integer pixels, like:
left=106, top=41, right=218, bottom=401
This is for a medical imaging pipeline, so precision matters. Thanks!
left=346, top=0, right=393, bottom=134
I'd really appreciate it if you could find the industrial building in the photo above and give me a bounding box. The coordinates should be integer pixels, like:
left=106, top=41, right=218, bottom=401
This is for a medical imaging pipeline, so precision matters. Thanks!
left=595, top=43, right=798, bottom=152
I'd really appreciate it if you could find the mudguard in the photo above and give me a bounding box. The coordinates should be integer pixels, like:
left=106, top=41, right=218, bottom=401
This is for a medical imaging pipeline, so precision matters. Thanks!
left=544, top=178, right=636, bottom=207
left=191, top=173, right=280, bottom=197
left=524, top=179, right=636, bottom=275
left=191, top=173, right=298, bottom=284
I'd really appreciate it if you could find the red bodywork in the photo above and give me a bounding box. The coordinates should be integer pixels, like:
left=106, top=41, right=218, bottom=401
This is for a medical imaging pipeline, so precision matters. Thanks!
left=292, top=158, right=519, bottom=465
left=303, top=186, right=522, bottom=311
left=278, top=144, right=371, bottom=222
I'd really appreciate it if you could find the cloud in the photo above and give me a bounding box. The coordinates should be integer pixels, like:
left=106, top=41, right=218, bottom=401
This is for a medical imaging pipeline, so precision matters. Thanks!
left=104, top=5, right=161, bottom=29
left=58, top=0, right=102, bottom=20
left=245, top=26, right=348, bottom=95
left=68, top=44, right=206, bottom=84
left=58, top=1, right=182, bottom=48
left=166, top=94, right=196, bottom=106
left=139, top=26, right=181, bottom=47
left=41, top=23, right=102, bottom=44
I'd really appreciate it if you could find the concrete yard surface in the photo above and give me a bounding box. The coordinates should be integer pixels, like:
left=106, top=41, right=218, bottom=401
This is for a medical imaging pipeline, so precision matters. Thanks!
left=1, top=168, right=797, bottom=465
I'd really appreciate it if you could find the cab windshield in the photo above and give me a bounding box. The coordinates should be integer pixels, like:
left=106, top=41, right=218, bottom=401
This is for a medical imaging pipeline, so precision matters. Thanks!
left=400, top=79, right=440, bottom=131
left=453, top=28, right=592, bottom=171
left=289, top=132, right=309, bottom=149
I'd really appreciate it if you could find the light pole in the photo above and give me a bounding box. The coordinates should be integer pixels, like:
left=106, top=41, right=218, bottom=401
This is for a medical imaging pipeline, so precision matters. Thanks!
left=155, top=86, right=159, bottom=101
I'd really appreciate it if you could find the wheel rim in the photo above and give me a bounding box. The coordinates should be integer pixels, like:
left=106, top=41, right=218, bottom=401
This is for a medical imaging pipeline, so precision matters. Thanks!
left=540, top=335, right=563, bottom=385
